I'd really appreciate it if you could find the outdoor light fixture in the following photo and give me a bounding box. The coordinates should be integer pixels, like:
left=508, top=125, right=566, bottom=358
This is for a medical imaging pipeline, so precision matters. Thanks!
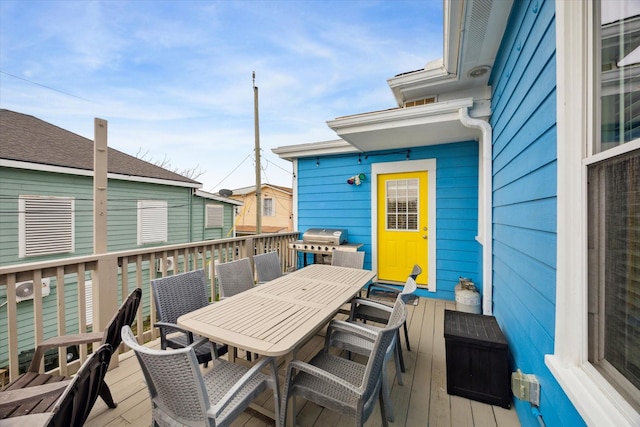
left=468, top=65, right=491, bottom=78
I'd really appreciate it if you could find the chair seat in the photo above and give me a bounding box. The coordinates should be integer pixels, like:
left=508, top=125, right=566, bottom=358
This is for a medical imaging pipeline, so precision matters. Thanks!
left=291, top=352, right=366, bottom=412
left=203, top=360, right=270, bottom=422
left=0, top=373, right=67, bottom=418
left=353, top=304, right=392, bottom=325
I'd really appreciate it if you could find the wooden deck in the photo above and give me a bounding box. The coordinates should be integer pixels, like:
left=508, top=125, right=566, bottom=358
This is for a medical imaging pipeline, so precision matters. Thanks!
left=85, top=298, right=521, bottom=427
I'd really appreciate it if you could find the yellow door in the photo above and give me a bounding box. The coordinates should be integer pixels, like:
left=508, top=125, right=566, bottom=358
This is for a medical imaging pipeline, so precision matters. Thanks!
left=377, top=171, right=428, bottom=286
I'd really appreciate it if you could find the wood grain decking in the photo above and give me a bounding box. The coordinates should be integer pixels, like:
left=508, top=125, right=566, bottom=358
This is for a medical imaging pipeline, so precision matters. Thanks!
left=85, top=298, right=521, bottom=427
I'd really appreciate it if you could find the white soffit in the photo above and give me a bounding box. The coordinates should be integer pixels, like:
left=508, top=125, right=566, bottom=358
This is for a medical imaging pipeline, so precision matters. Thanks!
left=327, top=98, right=480, bottom=152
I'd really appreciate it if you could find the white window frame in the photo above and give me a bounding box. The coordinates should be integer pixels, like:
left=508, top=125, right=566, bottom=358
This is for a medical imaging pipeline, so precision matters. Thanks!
left=18, top=195, right=75, bottom=257
left=263, top=197, right=275, bottom=217
left=137, top=200, right=168, bottom=245
left=547, top=2, right=640, bottom=425
left=205, top=204, right=224, bottom=228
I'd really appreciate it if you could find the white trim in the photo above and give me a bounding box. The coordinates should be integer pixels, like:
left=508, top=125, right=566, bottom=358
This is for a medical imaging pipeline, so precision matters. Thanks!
left=371, top=159, right=436, bottom=292
left=551, top=1, right=640, bottom=425
left=292, top=159, right=299, bottom=232
left=194, top=189, right=244, bottom=206
left=272, top=139, right=360, bottom=161
left=0, top=159, right=200, bottom=188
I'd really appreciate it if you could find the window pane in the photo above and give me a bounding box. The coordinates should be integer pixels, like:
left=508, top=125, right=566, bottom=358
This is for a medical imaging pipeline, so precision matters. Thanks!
left=600, top=2, right=640, bottom=152
left=588, top=150, right=640, bottom=401
left=385, top=179, right=419, bottom=231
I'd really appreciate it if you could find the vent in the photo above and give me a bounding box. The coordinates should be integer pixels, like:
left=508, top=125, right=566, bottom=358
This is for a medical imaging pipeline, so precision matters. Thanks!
left=206, top=204, right=224, bottom=228
left=19, top=196, right=74, bottom=257
left=405, top=97, right=436, bottom=108
left=137, top=200, right=168, bottom=244
left=16, top=278, right=51, bottom=302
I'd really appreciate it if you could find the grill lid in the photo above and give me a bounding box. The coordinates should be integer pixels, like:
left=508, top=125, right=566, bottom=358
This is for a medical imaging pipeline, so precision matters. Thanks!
left=302, top=228, right=348, bottom=245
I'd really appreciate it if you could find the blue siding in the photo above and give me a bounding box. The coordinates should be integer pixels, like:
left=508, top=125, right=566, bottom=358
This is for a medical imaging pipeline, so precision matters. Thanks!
left=297, top=141, right=480, bottom=301
left=491, top=0, right=583, bottom=425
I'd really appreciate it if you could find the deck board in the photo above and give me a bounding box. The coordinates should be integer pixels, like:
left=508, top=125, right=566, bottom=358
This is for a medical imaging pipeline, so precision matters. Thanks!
left=85, top=298, right=521, bottom=427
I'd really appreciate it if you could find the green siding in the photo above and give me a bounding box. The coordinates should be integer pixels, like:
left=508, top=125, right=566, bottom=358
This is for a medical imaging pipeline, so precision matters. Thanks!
left=0, top=165, right=238, bottom=370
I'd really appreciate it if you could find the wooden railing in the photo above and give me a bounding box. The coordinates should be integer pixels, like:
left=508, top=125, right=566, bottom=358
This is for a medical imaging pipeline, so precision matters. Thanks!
left=0, top=232, right=299, bottom=384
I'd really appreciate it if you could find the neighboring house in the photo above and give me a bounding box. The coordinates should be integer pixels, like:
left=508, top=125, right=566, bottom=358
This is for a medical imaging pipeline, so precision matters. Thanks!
left=0, top=109, right=242, bottom=368
left=228, top=184, right=293, bottom=235
left=274, top=1, right=639, bottom=426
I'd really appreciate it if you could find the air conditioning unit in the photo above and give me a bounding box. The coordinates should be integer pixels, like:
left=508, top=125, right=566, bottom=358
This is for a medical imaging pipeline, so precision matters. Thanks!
left=16, top=278, right=51, bottom=302
left=156, top=256, right=175, bottom=273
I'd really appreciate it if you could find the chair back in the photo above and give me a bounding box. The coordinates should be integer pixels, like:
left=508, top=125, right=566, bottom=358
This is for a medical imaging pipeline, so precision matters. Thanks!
left=360, top=296, right=407, bottom=413
left=331, top=250, right=365, bottom=269
left=101, top=287, right=142, bottom=349
left=409, top=264, right=422, bottom=280
left=400, top=276, right=418, bottom=303
left=253, top=251, right=283, bottom=283
left=121, top=325, right=210, bottom=425
left=50, top=343, right=113, bottom=427
left=152, top=270, right=208, bottom=324
left=216, top=258, right=254, bottom=298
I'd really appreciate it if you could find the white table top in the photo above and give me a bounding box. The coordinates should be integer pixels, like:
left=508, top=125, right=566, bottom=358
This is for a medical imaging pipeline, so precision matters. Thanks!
left=178, top=264, right=376, bottom=357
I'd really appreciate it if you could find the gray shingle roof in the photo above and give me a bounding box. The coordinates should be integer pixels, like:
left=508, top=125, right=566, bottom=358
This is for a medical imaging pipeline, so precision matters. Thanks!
left=0, top=109, right=200, bottom=185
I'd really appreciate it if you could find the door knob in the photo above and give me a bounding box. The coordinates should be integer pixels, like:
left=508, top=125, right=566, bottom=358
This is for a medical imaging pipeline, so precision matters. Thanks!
left=422, top=235, right=428, bottom=240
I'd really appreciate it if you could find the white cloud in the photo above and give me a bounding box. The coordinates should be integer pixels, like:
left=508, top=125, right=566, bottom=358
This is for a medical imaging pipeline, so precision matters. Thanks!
left=0, top=0, right=442, bottom=191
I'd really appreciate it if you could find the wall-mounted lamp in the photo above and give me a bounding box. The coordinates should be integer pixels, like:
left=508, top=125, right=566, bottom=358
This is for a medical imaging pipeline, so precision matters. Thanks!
left=347, top=173, right=366, bottom=186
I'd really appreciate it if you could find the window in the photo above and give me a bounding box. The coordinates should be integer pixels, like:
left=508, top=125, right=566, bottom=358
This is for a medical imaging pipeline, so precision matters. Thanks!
left=206, top=204, right=224, bottom=228
left=263, top=197, right=274, bottom=217
left=386, top=179, right=419, bottom=231
left=550, top=1, right=640, bottom=424
left=18, top=195, right=74, bottom=257
left=588, top=2, right=640, bottom=410
left=137, top=200, right=167, bottom=245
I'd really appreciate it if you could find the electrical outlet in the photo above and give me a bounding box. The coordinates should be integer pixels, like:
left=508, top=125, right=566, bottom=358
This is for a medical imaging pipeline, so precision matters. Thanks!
left=511, top=369, right=540, bottom=406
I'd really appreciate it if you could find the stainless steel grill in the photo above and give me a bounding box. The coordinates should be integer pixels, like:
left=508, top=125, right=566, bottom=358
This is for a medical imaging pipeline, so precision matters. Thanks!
left=288, top=228, right=361, bottom=258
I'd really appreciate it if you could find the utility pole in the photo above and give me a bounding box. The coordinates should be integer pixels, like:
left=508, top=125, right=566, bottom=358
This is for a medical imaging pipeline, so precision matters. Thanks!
left=253, top=71, right=262, bottom=235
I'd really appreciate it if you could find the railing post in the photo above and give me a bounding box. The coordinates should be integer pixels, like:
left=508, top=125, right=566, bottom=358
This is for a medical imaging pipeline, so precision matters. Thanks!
left=93, top=255, right=119, bottom=366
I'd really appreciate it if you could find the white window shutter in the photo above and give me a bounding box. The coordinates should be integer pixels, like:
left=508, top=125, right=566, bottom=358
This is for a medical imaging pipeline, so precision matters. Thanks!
left=137, top=200, right=168, bottom=244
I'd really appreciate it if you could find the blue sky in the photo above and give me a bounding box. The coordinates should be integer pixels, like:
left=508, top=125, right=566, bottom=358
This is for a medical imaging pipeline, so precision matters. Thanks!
left=0, top=0, right=443, bottom=192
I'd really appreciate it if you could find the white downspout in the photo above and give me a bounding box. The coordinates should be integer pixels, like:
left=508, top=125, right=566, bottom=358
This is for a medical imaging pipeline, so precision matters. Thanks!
left=459, top=107, right=493, bottom=315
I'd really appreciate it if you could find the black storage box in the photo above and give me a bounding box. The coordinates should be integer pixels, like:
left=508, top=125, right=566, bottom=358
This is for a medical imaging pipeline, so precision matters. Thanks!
left=444, top=309, right=511, bottom=408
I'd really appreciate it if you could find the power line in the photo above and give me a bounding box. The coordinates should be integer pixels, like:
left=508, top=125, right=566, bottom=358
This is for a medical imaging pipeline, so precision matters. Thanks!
left=0, top=70, right=93, bottom=102
left=209, top=153, right=252, bottom=192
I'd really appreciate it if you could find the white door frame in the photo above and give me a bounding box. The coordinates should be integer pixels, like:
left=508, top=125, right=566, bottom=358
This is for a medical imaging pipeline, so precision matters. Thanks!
left=371, top=159, right=437, bottom=291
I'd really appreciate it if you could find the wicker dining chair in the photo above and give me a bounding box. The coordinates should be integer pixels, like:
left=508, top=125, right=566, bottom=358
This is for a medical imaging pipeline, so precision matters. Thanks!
left=151, top=269, right=228, bottom=365
left=216, top=258, right=255, bottom=298
left=122, top=325, right=281, bottom=427
left=353, top=264, right=421, bottom=354
left=253, top=251, right=284, bottom=283
left=280, top=295, right=407, bottom=427
left=325, top=277, right=417, bottom=422
left=0, top=287, right=141, bottom=418
left=0, top=343, right=113, bottom=427
left=331, top=250, right=365, bottom=269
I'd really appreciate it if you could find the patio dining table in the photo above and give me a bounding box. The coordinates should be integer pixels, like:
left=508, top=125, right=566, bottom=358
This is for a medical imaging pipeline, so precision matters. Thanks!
left=177, top=263, right=376, bottom=423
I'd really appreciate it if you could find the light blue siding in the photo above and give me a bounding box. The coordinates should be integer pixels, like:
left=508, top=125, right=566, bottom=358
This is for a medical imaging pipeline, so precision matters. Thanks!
left=297, top=141, right=480, bottom=301
left=490, top=0, right=583, bottom=425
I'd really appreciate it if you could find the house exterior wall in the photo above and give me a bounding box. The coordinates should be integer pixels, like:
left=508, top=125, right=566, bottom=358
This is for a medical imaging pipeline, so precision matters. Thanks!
left=231, top=186, right=293, bottom=232
left=190, top=195, right=236, bottom=240
left=0, top=165, right=236, bottom=370
left=490, top=0, right=584, bottom=425
left=296, top=141, right=480, bottom=301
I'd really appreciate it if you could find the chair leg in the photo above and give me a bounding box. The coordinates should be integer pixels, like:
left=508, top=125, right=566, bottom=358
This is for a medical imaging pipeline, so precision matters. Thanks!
left=393, top=342, right=404, bottom=386
left=99, top=383, right=117, bottom=408
left=378, top=388, right=389, bottom=427
left=396, top=330, right=406, bottom=373
left=403, top=321, right=411, bottom=351
left=381, top=360, right=395, bottom=421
